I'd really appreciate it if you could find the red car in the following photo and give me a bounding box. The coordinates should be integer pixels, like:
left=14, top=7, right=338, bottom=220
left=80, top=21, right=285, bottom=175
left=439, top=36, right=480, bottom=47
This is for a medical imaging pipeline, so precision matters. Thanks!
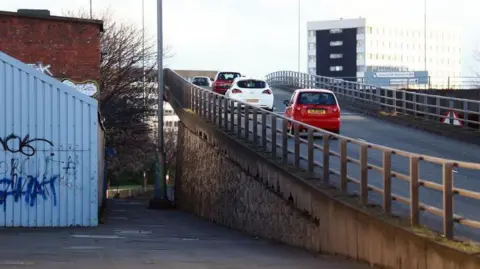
left=212, top=71, right=242, bottom=95
left=283, top=89, right=341, bottom=134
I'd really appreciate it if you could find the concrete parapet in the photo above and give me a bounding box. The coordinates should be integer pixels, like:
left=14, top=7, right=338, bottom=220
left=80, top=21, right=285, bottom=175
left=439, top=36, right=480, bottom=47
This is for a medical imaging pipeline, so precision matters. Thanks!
left=167, top=87, right=480, bottom=269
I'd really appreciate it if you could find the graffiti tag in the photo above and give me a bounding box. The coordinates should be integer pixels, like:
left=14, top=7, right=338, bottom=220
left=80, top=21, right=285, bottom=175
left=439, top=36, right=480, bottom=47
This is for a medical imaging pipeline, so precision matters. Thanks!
left=0, top=134, right=53, bottom=157
left=62, top=79, right=99, bottom=97
left=0, top=133, right=83, bottom=210
left=0, top=157, right=58, bottom=210
left=27, top=62, right=53, bottom=76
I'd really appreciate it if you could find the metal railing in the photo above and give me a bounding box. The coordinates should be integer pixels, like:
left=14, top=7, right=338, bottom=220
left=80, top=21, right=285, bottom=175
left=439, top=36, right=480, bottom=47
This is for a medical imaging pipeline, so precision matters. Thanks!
left=266, top=71, right=480, bottom=131
left=317, top=76, right=480, bottom=90
left=164, top=68, right=480, bottom=241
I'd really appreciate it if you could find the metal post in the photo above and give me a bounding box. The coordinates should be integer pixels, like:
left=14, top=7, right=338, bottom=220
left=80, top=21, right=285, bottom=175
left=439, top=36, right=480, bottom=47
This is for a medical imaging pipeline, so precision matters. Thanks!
left=360, top=145, right=368, bottom=205
left=297, top=0, right=301, bottom=73
left=382, top=151, right=392, bottom=214
left=424, top=0, right=427, bottom=72
left=142, top=0, right=146, bottom=111
left=410, top=156, right=420, bottom=226
left=89, top=0, right=93, bottom=19
left=443, top=162, right=454, bottom=239
left=152, top=0, right=167, bottom=204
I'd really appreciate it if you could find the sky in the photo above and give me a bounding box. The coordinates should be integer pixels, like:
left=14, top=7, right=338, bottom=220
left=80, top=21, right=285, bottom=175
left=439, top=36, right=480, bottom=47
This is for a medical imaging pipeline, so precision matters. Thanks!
left=1, top=0, right=479, bottom=78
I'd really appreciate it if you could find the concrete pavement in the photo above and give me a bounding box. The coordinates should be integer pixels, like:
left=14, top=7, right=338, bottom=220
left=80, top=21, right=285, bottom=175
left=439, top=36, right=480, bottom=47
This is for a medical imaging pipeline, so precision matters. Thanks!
left=0, top=198, right=371, bottom=268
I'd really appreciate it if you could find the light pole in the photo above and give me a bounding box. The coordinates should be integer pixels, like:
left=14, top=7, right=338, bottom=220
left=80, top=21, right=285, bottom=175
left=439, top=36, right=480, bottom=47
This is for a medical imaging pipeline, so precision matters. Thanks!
left=141, top=0, right=147, bottom=191
left=142, top=0, right=146, bottom=110
left=297, top=0, right=301, bottom=73
left=424, top=0, right=427, bottom=71
left=89, top=0, right=92, bottom=19
left=150, top=0, right=169, bottom=207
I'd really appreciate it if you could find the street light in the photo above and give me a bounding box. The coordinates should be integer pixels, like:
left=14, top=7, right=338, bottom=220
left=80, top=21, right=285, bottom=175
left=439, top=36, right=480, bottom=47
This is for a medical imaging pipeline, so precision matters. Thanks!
left=297, top=0, right=301, bottom=73
left=89, top=0, right=92, bottom=19
left=150, top=0, right=169, bottom=208
left=142, top=0, right=146, bottom=110
left=424, top=0, right=427, bottom=71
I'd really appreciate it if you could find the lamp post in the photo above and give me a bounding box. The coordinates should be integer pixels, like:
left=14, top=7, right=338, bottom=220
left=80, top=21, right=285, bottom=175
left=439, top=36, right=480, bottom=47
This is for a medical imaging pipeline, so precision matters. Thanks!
left=297, top=0, right=301, bottom=73
left=150, top=0, right=169, bottom=208
left=424, top=0, right=427, bottom=71
left=89, top=0, right=92, bottom=19
left=142, top=0, right=146, bottom=110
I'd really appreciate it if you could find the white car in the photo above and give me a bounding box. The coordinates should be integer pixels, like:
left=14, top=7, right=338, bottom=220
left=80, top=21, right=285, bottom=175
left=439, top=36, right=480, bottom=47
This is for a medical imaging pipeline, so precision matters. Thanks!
left=225, top=77, right=274, bottom=111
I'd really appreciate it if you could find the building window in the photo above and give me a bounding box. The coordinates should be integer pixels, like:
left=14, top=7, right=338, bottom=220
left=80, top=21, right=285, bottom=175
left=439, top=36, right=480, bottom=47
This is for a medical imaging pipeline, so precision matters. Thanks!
left=357, top=40, right=364, bottom=47
left=330, top=53, right=343, bottom=59
left=330, top=41, right=343, bottom=46
left=329, top=66, right=343, bottom=72
left=357, top=27, right=365, bottom=34
left=357, top=53, right=364, bottom=60
left=330, top=28, right=343, bottom=34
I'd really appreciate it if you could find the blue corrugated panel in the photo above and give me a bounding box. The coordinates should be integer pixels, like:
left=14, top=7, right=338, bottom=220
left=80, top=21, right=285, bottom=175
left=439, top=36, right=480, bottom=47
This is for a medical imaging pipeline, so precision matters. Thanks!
left=0, top=51, right=99, bottom=227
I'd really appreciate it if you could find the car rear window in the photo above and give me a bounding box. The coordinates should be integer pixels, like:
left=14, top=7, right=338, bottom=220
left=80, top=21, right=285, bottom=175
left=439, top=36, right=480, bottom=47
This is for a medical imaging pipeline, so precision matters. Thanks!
left=218, top=72, right=241, bottom=80
left=237, top=80, right=266, bottom=89
left=193, top=77, right=208, bottom=83
left=297, top=92, right=337, bottom=105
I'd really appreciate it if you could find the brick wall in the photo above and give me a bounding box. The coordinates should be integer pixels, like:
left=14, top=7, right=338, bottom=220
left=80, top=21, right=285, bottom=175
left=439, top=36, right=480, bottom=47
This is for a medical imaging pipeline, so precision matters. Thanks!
left=0, top=13, right=102, bottom=82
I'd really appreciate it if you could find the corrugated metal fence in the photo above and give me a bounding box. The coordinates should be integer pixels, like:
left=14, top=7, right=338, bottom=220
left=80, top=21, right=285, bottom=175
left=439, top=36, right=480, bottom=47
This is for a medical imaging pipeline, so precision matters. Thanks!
left=0, top=51, right=99, bottom=227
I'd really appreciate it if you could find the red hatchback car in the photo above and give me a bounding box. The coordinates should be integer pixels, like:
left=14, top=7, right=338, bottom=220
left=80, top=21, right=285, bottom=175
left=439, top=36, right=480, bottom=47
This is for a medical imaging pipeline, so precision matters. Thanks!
left=283, top=89, right=341, bottom=134
left=212, top=71, right=242, bottom=94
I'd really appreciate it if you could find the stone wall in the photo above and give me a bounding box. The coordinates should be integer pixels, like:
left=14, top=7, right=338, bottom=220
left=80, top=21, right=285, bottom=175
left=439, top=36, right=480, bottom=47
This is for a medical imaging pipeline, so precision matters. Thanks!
left=171, top=107, right=480, bottom=269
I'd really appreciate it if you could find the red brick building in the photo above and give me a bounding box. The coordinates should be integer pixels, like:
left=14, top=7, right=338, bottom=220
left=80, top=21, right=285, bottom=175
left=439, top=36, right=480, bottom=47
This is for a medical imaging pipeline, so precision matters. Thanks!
left=0, top=9, right=103, bottom=83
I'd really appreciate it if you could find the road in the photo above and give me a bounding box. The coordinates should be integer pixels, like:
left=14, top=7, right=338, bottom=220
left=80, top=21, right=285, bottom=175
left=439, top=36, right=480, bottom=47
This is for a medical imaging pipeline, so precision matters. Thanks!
left=275, top=87, right=480, bottom=241
left=199, top=86, right=480, bottom=242
left=0, top=198, right=370, bottom=268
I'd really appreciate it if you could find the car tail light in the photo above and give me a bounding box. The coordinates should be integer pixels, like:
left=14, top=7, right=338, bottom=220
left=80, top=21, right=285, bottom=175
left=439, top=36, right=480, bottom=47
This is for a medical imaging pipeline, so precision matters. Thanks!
left=332, top=107, right=338, bottom=113
left=262, top=89, right=272, bottom=94
left=232, top=88, right=242, bottom=94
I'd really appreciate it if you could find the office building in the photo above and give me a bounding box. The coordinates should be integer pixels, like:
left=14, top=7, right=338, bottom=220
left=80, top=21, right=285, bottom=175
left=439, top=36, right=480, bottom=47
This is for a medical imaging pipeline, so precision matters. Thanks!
left=307, top=18, right=462, bottom=88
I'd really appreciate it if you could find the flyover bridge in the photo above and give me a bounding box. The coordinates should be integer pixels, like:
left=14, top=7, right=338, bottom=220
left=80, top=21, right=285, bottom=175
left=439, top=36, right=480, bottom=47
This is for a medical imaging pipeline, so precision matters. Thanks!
left=164, top=69, right=480, bottom=269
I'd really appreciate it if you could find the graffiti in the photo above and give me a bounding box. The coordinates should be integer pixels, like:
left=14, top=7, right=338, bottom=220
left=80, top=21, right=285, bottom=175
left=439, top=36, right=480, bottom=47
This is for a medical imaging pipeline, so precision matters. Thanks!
left=0, top=134, right=53, bottom=157
left=62, top=79, right=99, bottom=97
left=0, top=134, right=82, bottom=210
left=27, top=62, right=53, bottom=76
left=0, top=153, right=83, bottom=210
left=0, top=157, right=58, bottom=210
left=63, top=156, right=77, bottom=176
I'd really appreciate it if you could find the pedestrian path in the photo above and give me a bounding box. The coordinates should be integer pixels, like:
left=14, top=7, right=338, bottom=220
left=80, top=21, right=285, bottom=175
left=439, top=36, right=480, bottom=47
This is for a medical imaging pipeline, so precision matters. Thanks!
left=0, top=198, right=372, bottom=268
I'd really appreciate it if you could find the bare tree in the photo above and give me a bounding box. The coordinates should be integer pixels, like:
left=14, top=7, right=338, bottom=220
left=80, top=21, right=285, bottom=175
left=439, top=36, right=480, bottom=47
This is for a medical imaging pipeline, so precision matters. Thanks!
left=64, top=8, right=173, bottom=177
